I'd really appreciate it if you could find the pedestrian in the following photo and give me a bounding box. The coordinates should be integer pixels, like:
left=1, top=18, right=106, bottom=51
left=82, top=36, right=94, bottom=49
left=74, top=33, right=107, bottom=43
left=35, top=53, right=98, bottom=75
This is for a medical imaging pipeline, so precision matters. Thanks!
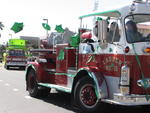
left=3, top=52, right=7, bottom=65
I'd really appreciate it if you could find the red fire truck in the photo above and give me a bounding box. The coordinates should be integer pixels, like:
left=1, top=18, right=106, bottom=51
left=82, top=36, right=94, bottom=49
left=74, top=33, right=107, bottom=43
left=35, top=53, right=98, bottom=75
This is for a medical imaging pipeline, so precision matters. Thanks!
left=26, top=0, right=150, bottom=112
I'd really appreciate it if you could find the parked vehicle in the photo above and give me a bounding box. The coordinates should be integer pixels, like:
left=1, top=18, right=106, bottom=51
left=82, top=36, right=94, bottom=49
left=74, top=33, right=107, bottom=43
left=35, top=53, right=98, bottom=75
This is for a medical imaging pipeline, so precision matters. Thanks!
left=25, top=0, right=150, bottom=112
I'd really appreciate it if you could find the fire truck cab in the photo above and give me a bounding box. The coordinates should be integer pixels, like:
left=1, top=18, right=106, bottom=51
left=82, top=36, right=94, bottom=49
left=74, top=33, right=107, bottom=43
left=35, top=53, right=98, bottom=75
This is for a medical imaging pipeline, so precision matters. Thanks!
left=26, top=0, right=150, bottom=112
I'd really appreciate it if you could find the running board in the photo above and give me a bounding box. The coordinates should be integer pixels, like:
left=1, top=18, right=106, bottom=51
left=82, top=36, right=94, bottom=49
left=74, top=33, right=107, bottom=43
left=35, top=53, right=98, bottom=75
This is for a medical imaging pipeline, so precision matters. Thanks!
left=38, top=83, right=71, bottom=93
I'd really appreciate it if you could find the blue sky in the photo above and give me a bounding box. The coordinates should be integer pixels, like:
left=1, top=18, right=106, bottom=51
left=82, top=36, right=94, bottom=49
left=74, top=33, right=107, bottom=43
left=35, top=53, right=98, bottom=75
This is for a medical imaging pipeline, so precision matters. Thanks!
left=0, top=0, right=132, bottom=44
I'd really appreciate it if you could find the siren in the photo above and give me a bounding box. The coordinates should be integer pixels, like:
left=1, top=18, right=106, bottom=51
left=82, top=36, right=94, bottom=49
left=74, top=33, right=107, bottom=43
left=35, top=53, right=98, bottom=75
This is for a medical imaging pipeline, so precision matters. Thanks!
left=144, top=47, right=150, bottom=53
left=81, top=32, right=92, bottom=39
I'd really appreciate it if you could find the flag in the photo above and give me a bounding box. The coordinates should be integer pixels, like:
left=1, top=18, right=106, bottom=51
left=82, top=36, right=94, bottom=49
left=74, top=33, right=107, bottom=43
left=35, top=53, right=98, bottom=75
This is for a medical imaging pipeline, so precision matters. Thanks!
left=11, top=22, right=24, bottom=33
left=55, top=24, right=64, bottom=33
left=42, top=23, right=51, bottom=30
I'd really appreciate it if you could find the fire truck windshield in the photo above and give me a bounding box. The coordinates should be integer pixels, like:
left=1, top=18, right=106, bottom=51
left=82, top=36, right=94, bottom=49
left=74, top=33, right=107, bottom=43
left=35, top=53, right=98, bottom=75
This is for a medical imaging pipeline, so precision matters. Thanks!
left=125, top=14, right=150, bottom=43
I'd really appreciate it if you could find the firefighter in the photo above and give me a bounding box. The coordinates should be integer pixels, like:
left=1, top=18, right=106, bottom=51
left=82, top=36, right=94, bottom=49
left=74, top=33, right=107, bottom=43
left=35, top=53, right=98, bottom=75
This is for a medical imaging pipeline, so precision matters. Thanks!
left=93, top=17, right=103, bottom=37
left=126, top=20, right=142, bottom=43
left=93, top=20, right=98, bottom=37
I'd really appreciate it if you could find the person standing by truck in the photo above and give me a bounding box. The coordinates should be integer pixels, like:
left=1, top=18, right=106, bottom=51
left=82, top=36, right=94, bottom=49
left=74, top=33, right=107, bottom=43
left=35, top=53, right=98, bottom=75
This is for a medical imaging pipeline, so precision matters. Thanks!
left=3, top=52, right=7, bottom=66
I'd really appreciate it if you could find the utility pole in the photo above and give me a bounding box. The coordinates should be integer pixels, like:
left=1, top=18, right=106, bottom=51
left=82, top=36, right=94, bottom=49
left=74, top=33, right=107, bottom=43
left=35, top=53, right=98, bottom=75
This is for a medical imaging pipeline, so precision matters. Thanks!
left=9, top=34, right=12, bottom=39
left=93, top=0, right=99, bottom=24
left=93, top=0, right=99, bottom=11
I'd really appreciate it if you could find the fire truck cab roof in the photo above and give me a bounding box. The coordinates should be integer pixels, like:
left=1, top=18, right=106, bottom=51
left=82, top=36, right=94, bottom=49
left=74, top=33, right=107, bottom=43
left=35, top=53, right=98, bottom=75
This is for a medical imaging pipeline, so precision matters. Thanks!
left=79, top=0, right=150, bottom=19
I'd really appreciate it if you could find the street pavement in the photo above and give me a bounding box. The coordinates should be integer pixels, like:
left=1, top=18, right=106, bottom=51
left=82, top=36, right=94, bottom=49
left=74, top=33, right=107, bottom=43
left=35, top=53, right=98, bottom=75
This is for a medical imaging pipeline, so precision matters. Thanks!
left=0, top=64, right=150, bottom=113
left=0, top=65, right=75, bottom=113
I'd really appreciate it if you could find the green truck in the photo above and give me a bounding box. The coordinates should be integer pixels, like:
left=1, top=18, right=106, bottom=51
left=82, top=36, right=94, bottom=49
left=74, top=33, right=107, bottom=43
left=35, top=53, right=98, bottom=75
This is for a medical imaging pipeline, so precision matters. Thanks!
left=5, top=39, right=27, bottom=70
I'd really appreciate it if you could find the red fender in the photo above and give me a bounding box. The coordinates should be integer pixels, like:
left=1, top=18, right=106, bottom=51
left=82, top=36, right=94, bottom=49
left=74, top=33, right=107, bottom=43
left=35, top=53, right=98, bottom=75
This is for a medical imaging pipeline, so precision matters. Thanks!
left=77, top=67, right=109, bottom=99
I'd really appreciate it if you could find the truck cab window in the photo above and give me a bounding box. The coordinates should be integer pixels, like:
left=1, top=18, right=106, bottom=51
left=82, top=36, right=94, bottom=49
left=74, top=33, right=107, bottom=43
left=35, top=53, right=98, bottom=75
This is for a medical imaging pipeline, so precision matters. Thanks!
left=108, top=22, right=120, bottom=42
left=93, top=18, right=121, bottom=43
left=125, top=14, right=150, bottom=43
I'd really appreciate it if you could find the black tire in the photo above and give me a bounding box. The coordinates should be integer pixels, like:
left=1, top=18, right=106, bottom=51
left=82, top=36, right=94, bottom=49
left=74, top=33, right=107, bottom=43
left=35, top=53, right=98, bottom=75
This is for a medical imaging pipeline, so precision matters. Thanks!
left=4, top=64, right=8, bottom=69
left=27, top=69, right=50, bottom=97
left=40, top=87, right=51, bottom=97
left=74, top=77, right=101, bottom=112
left=6, top=66, right=9, bottom=70
left=20, top=66, right=26, bottom=70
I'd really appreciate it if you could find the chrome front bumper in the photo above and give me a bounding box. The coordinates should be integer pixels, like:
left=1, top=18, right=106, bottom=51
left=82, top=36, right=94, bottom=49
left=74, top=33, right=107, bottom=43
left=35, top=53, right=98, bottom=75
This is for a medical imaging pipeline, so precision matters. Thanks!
left=102, top=93, right=150, bottom=106
left=6, top=62, right=26, bottom=66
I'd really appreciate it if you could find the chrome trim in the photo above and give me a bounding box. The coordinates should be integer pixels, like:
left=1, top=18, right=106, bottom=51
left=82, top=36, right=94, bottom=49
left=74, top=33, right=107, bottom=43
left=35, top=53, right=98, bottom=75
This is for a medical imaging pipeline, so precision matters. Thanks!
left=102, top=93, right=150, bottom=106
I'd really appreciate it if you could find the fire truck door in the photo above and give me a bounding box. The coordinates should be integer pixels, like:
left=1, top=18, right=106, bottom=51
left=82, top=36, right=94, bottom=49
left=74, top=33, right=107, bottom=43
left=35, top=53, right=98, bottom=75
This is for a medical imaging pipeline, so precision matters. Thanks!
left=55, top=44, right=68, bottom=85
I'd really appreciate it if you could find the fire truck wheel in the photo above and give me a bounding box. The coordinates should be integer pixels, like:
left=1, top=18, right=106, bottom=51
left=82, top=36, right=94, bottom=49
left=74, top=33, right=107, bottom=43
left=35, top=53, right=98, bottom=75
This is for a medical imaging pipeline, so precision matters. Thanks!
left=20, top=66, right=26, bottom=70
left=74, top=77, right=101, bottom=112
left=27, top=69, right=39, bottom=97
left=38, top=87, right=51, bottom=97
left=5, top=65, right=9, bottom=70
left=27, top=69, right=50, bottom=97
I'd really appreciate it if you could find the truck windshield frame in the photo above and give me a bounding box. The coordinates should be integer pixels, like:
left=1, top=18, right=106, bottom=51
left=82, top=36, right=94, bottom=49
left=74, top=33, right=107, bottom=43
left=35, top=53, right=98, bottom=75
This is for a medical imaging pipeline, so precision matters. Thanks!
left=125, top=14, right=150, bottom=43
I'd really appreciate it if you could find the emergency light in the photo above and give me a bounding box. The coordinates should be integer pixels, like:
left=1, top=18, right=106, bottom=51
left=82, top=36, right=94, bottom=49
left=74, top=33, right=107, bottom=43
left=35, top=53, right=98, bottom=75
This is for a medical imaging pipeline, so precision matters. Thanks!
left=134, top=0, right=149, bottom=3
left=81, top=32, right=92, bottom=39
left=144, top=47, right=150, bottom=53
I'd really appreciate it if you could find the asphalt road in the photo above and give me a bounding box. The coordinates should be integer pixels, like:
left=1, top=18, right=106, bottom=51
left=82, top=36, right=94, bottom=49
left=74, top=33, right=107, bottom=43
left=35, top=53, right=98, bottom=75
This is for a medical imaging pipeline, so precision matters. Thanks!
left=0, top=64, right=150, bottom=113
